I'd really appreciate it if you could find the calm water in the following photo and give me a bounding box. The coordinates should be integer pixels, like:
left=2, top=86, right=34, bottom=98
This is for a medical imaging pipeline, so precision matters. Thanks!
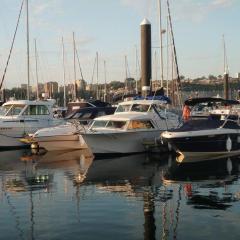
left=0, top=149, right=240, bottom=240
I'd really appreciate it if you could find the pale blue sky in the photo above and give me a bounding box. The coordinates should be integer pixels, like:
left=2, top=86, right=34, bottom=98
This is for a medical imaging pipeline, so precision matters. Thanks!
left=0, top=0, right=239, bottom=88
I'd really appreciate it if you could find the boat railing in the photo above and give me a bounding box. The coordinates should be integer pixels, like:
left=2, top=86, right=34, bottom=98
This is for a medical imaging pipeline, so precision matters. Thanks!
left=219, top=110, right=240, bottom=128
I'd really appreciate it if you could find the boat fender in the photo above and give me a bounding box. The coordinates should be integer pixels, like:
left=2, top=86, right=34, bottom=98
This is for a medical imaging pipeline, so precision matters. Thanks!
left=168, top=142, right=172, bottom=152
left=227, top=158, right=232, bottom=175
left=226, top=136, right=232, bottom=152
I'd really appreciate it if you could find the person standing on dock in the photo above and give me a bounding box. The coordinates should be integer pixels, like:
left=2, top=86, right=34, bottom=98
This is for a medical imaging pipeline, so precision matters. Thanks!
left=182, top=104, right=191, bottom=121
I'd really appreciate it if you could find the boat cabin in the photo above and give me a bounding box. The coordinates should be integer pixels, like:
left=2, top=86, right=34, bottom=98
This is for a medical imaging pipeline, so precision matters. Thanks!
left=115, top=100, right=166, bottom=114
left=89, top=113, right=156, bottom=132
left=1, top=100, right=55, bottom=119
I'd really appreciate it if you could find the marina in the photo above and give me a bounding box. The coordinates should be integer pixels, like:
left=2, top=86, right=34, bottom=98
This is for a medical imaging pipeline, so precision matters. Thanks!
left=0, top=0, right=240, bottom=239
left=0, top=150, right=240, bottom=239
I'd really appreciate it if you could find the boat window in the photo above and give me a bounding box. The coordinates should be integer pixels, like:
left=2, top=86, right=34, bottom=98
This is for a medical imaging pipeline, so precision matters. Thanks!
left=1, top=105, right=12, bottom=115
left=106, top=121, right=127, bottom=129
left=131, top=104, right=150, bottom=112
left=149, top=104, right=164, bottom=112
left=23, top=105, right=49, bottom=115
left=81, top=112, right=92, bottom=119
left=97, top=111, right=106, bottom=117
left=6, top=105, right=25, bottom=116
left=128, top=120, right=154, bottom=129
left=91, top=120, right=108, bottom=128
left=72, top=112, right=83, bottom=119
left=115, top=105, right=131, bottom=113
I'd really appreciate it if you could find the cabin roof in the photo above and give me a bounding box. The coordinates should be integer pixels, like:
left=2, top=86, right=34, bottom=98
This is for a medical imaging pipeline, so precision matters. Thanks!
left=94, top=112, right=152, bottom=121
left=118, top=99, right=165, bottom=106
left=3, top=99, right=55, bottom=106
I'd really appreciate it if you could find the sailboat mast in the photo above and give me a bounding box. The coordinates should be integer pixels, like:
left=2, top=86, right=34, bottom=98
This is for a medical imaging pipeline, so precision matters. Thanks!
left=96, top=52, right=99, bottom=99
left=104, top=60, right=107, bottom=102
left=62, top=37, right=66, bottom=108
left=73, top=32, right=77, bottom=101
left=158, top=0, right=164, bottom=88
left=26, top=0, right=30, bottom=100
left=34, top=39, right=39, bottom=99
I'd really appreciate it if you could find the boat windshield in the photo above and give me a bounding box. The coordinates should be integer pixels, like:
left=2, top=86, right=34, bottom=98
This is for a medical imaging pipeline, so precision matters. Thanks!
left=106, top=121, right=127, bottom=129
left=91, top=120, right=108, bottom=129
left=90, top=120, right=127, bottom=130
left=115, top=104, right=131, bottom=113
left=131, top=104, right=150, bottom=112
left=127, top=120, right=154, bottom=129
left=6, top=104, right=25, bottom=116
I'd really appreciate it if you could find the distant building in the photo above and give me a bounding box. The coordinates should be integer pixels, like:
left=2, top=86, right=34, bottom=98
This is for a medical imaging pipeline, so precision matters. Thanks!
left=44, top=82, right=58, bottom=98
left=75, top=79, right=86, bottom=91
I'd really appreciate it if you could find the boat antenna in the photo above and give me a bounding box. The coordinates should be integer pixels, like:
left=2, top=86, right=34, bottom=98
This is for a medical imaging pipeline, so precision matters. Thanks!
left=96, top=51, right=99, bottom=99
left=0, top=0, right=24, bottom=91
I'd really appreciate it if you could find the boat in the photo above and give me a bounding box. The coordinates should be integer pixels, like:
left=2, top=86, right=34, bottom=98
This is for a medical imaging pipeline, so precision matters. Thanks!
left=0, top=100, right=63, bottom=150
left=161, top=98, right=240, bottom=163
left=23, top=106, right=116, bottom=151
left=82, top=99, right=180, bottom=156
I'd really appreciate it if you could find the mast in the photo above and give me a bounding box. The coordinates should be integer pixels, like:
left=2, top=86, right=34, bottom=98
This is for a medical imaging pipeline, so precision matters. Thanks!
left=34, top=39, right=39, bottom=99
left=135, top=45, right=138, bottom=93
left=104, top=60, right=107, bottom=102
left=96, top=52, right=99, bottom=99
left=62, top=37, right=66, bottom=108
left=26, top=0, right=30, bottom=100
left=166, top=16, right=169, bottom=97
left=73, top=32, right=77, bottom=100
left=158, top=0, right=164, bottom=88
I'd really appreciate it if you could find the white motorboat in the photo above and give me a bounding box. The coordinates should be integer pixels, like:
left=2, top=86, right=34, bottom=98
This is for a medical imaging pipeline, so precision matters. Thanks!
left=23, top=105, right=116, bottom=151
left=82, top=99, right=180, bottom=156
left=27, top=122, right=87, bottom=151
left=0, top=100, right=63, bottom=149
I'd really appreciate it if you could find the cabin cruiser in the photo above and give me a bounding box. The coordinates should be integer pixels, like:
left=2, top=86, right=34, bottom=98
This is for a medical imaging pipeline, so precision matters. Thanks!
left=161, top=99, right=240, bottom=163
left=0, top=100, right=63, bottom=150
left=82, top=99, right=180, bottom=156
left=22, top=106, right=116, bottom=151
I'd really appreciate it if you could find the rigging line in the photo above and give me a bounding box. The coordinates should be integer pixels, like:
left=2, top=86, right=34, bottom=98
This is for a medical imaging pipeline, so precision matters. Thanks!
left=90, top=54, right=97, bottom=85
left=75, top=47, right=84, bottom=81
left=0, top=0, right=24, bottom=90
left=166, top=0, right=181, bottom=91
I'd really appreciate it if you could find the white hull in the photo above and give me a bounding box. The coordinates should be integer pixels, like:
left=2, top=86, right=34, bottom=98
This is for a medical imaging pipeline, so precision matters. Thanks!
left=0, top=134, right=28, bottom=149
left=82, top=130, right=162, bottom=155
left=177, top=150, right=240, bottom=163
left=36, top=134, right=87, bottom=151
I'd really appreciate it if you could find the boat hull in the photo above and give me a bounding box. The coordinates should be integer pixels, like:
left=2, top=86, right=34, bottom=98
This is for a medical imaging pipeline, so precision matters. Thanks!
left=162, top=129, right=240, bottom=163
left=82, top=130, right=162, bottom=156
left=0, top=134, right=29, bottom=150
left=34, top=134, right=87, bottom=151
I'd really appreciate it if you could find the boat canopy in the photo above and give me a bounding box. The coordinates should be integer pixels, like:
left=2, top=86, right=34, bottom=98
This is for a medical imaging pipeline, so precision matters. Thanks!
left=184, top=97, right=240, bottom=106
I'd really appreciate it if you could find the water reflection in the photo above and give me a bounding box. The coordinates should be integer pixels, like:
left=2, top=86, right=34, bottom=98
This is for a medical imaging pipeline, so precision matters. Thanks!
left=0, top=150, right=240, bottom=239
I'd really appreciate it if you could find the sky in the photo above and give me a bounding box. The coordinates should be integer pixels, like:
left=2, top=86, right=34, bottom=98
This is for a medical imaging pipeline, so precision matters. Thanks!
left=0, top=0, right=239, bottom=88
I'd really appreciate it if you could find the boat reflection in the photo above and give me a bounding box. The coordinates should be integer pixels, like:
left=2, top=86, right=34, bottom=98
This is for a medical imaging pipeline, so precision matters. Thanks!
left=1, top=149, right=240, bottom=240
left=163, top=156, right=240, bottom=211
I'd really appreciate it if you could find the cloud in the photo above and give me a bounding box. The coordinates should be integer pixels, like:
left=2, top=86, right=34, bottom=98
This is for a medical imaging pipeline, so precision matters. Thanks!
left=172, top=0, right=236, bottom=23
left=120, top=0, right=154, bottom=18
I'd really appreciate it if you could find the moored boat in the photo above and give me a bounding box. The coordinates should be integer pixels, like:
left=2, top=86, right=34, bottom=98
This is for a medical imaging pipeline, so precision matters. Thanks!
left=161, top=99, right=240, bottom=163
